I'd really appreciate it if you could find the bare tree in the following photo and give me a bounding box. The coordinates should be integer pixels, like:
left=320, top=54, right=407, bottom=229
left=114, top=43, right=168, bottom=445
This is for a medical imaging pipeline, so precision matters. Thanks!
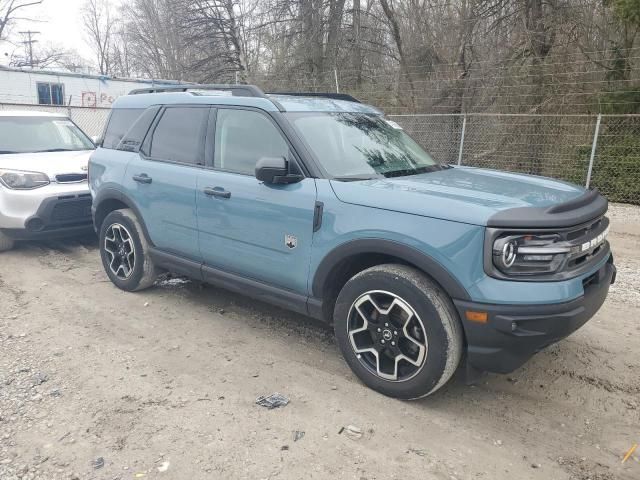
left=379, top=0, right=416, bottom=109
left=0, top=0, right=42, bottom=41
left=82, top=0, right=114, bottom=75
left=9, top=41, right=78, bottom=69
left=99, top=0, right=637, bottom=117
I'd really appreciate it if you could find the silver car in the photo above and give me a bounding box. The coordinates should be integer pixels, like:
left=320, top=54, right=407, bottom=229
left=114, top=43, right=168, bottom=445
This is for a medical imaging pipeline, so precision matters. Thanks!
left=0, top=111, right=95, bottom=252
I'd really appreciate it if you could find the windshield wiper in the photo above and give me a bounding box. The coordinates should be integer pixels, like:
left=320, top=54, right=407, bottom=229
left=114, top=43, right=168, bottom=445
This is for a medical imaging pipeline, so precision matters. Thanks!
left=333, top=175, right=382, bottom=182
left=383, top=164, right=448, bottom=178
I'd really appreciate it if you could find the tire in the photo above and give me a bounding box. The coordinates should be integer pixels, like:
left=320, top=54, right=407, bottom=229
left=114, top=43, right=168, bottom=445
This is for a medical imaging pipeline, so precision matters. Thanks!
left=99, top=208, right=158, bottom=291
left=334, top=264, right=463, bottom=399
left=0, top=230, right=15, bottom=252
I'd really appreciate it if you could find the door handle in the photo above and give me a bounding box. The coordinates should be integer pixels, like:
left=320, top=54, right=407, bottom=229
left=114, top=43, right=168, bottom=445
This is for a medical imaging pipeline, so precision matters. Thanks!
left=132, top=174, right=152, bottom=184
left=203, top=187, right=231, bottom=199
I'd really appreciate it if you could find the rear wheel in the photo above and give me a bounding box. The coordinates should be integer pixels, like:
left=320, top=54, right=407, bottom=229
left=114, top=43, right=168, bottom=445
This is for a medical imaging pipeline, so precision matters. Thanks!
left=334, top=264, right=463, bottom=399
left=0, top=231, right=15, bottom=252
left=99, top=209, right=158, bottom=291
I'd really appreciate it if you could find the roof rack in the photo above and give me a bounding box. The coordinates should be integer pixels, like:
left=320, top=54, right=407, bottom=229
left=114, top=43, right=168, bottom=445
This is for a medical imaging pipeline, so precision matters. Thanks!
left=128, top=84, right=268, bottom=98
left=267, top=92, right=361, bottom=103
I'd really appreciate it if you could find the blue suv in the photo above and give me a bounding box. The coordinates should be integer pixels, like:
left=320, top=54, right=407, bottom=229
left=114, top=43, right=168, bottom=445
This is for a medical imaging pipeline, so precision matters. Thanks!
left=89, top=85, right=616, bottom=399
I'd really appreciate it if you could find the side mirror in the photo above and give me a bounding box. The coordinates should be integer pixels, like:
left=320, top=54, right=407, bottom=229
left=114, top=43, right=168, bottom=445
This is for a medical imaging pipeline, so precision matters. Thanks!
left=255, top=157, right=302, bottom=184
left=91, top=135, right=103, bottom=147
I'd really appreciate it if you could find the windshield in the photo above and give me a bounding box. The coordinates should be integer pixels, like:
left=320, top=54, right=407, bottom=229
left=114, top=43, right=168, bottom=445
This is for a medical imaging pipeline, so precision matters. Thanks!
left=287, top=112, right=441, bottom=179
left=0, top=116, right=94, bottom=154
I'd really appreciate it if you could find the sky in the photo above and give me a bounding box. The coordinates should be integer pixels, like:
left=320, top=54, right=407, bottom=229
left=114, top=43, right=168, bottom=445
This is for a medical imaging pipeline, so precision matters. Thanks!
left=1, top=0, right=106, bottom=67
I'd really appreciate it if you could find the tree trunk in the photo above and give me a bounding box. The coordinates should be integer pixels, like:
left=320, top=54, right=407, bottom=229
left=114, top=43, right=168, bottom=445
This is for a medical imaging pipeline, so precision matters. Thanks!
left=326, top=0, right=346, bottom=71
left=379, top=0, right=416, bottom=110
left=352, top=0, right=363, bottom=89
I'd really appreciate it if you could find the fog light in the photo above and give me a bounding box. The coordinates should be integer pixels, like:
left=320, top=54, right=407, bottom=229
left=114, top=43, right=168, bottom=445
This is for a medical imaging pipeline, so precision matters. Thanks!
left=523, top=254, right=553, bottom=262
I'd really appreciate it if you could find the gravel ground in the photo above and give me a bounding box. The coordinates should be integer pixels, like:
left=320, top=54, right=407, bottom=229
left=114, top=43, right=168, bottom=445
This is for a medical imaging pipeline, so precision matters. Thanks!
left=0, top=204, right=639, bottom=480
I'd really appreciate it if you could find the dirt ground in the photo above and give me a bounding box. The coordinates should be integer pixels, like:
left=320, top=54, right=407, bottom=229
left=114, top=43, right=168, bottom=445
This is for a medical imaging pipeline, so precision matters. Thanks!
left=1, top=204, right=639, bottom=480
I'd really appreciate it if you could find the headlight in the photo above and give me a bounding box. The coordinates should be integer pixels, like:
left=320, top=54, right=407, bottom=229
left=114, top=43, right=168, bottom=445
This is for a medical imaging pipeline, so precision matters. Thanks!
left=0, top=169, right=50, bottom=189
left=492, top=233, right=571, bottom=276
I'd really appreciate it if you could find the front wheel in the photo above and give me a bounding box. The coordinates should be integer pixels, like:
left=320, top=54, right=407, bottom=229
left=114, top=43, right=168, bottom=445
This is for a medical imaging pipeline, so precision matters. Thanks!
left=99, top=208, right=158, bottom=291
left=334, top=264, right=463, bottom=399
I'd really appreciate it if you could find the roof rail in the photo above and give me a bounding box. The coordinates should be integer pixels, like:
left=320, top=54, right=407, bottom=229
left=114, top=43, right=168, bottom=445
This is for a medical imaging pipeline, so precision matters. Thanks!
left=128, top=84, right=268, bottom=98
left=267, top=92, right=361, bottom=103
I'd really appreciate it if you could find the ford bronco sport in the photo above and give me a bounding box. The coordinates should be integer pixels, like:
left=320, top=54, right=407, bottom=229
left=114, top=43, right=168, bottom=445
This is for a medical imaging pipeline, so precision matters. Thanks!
left=89, top=85, right=615, bottom=399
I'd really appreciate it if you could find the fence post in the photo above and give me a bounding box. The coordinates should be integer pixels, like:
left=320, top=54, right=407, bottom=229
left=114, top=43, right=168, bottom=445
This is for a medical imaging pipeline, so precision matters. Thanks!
left=457, top=114, right=467, bottom=166
left=586, top=113, right=602, bottom=188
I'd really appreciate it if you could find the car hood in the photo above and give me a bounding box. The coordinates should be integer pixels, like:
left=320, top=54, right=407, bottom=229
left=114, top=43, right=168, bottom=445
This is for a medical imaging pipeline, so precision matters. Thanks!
left=329, top=166, right=587, bottom=226
left=0, top=150, right=92, bottom=180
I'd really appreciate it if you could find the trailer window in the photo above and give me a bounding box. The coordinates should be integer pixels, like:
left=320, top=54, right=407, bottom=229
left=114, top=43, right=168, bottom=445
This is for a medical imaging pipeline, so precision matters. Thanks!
left=37, top=82, right=65, bottom=105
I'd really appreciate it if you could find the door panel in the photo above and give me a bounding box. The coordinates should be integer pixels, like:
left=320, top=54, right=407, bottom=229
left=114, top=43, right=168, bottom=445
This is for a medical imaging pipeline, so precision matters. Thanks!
left=197, top=171, right=316, bottom=294
left=197, top=107, right=317, bottom=294
left=120, top=106, right=208, bottom=261
left=124, top=157, right=200, bottom=259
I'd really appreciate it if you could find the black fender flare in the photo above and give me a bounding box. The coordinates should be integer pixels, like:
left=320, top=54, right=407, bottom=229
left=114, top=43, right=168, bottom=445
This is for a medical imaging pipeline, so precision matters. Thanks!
left=311, top=238, right=471, bottom=301
left=93, top=188, right=154, bottom=247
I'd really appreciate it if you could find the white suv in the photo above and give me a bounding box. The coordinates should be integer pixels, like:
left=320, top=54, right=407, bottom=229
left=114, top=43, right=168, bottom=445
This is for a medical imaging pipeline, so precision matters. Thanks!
left=0, top=111, right=95, bottom=252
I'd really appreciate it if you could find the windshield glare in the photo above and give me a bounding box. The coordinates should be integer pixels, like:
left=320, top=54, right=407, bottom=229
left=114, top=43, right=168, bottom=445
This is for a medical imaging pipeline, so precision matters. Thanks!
left=0, top=116, right=94, bottom=154
left=287, top=112, right=439, bottom=178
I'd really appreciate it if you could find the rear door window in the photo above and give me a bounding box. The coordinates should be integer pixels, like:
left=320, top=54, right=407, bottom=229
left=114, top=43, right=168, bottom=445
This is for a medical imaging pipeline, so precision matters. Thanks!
left=149, top=107, right=208, bottom=165
left=103, top=108, right=143, bottom=149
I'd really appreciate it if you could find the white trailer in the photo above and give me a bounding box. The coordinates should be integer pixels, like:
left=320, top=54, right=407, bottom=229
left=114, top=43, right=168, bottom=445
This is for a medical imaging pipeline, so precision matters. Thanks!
left=0, top=66, right=179, bottom=108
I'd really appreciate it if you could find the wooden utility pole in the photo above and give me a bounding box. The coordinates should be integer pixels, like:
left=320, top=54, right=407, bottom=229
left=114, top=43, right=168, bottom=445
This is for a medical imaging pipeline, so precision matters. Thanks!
left=19, top=30, right=39, bottom=67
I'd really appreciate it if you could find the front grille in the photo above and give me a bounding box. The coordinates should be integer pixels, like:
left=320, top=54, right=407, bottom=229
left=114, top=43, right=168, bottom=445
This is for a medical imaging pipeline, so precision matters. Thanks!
left=562, top=216, right=609, bottom=272
left=51, top=198, right=92, bottom=221
left=56, top=173, right=87, bottom=183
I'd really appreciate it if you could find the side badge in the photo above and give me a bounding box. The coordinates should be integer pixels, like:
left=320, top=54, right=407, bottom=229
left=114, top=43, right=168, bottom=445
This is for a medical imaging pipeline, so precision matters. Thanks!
left=285, top=234, right=297, bottom=249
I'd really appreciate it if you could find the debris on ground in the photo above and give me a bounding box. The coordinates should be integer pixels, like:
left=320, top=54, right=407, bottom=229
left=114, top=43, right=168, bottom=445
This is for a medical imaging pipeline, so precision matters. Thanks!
left=157, top=461, right=170, bottom=472
left=339, top=425, right=363, bottom=440
left=255, top=393, right=289, bottom=409
left=157, top=277, right=191, bottom=287
left=407, top=448, right=426, bottom=457
left=293, top=430, right=305, bottom=442
left=92, top=457, right=104, bottom=469
left=31, top=372, right=48, bottom=386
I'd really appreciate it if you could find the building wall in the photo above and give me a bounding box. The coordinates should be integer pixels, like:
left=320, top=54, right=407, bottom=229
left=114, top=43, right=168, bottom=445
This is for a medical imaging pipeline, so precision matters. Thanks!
left=0, top=69, right=173, bottom=107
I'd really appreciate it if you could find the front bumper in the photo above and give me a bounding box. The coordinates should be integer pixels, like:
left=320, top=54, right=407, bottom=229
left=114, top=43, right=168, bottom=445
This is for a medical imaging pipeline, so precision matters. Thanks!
left=0, top=193, right=94, bottom=240
left=454, top=255, right=616, bottom=373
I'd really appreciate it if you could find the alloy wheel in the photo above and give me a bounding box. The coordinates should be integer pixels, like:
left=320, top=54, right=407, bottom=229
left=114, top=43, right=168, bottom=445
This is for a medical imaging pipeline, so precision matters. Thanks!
left=104, top=223, right=136, bottom=279
left=347, top=290, right=428, bottom=382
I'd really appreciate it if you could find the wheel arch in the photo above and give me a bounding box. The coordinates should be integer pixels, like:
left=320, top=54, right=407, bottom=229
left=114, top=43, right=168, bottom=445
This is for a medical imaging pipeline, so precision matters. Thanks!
left=93, top=189, right=154, bottom=246
left=311, top=239, right=471, bottom=322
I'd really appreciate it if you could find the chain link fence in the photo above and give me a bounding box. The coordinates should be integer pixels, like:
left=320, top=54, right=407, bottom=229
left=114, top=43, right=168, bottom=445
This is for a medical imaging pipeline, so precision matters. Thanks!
left=389, top=113, right=640, bottom=205
left=0, top=103, right=110, bottom=138
left=1, top=103, right=638, bottom=204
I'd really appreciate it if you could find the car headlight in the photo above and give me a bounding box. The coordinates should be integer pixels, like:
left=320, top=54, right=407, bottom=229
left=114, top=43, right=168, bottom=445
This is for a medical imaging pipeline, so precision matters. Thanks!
left=0, top=169, right=50, bottom=189
left=492, top=233, right=572, bottom=276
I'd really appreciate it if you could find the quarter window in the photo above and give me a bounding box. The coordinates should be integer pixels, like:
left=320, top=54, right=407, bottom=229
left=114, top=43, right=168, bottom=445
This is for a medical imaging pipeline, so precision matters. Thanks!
left=214, top=109, right=289, bottom=175
left=37, top=82, right=65, bottom=105
left=103, top=109, right=144, bottom=149
left=150, top=107, right=208, bottom=165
